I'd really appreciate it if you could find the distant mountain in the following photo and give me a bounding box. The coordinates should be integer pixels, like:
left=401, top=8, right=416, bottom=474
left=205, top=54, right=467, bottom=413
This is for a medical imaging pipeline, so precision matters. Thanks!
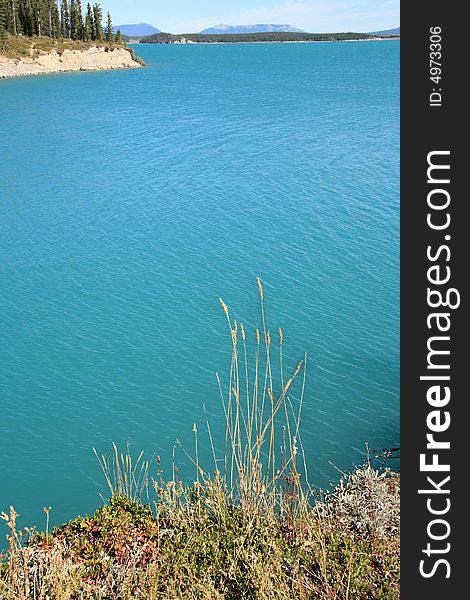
left=199, top=23, right=305, bottom=35
left=113, top=23, right=160, bottom=37
left=368, top=27, right=400, bottom=36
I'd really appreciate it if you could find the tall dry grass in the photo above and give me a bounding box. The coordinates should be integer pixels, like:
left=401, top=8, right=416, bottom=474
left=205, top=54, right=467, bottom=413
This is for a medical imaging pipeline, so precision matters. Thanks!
left=211, top=278, right=307, bottom=514
left=0, top=281, right=400, bottom=599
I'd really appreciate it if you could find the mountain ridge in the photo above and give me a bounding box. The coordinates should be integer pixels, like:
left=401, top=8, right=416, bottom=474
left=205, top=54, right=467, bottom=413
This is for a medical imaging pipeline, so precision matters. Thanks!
left=368, top=27, right=400, bottom=36
left=199, top=23, right=305, bottom=35
left=113, top=23, right=160, bottom=37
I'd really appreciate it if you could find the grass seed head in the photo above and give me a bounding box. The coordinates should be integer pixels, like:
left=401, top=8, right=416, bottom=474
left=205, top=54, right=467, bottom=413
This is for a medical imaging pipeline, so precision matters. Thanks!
left=257, top=277, right=263, bottom=299
left=219, top=298, right=229, bottom=316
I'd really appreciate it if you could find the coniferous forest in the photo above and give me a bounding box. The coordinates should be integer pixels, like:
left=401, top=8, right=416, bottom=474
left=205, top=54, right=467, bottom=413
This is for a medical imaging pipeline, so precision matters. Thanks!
left=140, top=31, right=376, bottom=44
left=0, top=0, right=121, bottom=44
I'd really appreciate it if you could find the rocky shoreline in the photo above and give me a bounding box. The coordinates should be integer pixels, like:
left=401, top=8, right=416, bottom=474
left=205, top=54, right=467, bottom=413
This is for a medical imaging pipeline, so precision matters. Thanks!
left=0, top=46, right=143, bottom=79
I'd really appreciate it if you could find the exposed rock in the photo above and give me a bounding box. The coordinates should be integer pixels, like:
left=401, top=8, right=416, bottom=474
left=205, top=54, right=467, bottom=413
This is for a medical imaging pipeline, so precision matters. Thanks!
left=0, top=46, right=142, bottom=79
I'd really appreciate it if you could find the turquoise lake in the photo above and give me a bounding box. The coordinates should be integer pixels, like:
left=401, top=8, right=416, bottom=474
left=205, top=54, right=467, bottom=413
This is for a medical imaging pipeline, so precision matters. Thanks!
left=0, top=40, right=399, bottom=528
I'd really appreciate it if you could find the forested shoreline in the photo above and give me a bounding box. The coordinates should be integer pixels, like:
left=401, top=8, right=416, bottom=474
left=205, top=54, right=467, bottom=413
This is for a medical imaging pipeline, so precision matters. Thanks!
left=0, top=0, right=122, bottom=47
left=140, top=31, right=380, bottom=44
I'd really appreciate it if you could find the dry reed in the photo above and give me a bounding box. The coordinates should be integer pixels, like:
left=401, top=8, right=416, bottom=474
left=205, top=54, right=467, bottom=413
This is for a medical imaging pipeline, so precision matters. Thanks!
left=0, top=281, right=399, bottom=599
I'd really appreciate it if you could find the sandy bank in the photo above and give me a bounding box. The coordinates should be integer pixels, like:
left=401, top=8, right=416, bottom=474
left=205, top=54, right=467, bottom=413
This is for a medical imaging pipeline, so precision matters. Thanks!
left=0, top=46, right=142, bottom=79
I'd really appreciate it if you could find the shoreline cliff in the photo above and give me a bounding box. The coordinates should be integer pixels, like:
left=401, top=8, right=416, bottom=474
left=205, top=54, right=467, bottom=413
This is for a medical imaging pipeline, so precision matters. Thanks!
left=0, top=44, right=143, bottom=79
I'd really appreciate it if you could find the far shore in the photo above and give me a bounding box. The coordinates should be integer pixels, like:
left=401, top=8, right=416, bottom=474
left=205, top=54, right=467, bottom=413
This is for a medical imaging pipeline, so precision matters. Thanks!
left=135, top=36, right=400, bottom=46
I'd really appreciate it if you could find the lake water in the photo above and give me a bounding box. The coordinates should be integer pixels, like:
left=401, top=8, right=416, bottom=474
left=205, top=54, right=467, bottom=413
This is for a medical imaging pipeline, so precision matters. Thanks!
left=0, top=40, right=399, bottom=528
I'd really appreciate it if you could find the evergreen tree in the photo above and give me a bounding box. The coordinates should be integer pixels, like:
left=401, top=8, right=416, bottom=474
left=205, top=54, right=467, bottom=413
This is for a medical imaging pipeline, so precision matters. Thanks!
left=114, top=28, right=122, bottom=45
left=92, top=2, right=101, bottom=40
left=50, top=0, right=60, bottom=37
left=0, top=0, right=8, bottom=31
left=60, top=0, right=70, bottom=38
left=18, top=0, right=33, bottom=36
left=68, top=0, right=85, bottom=40
left=105, top=9, right=112, bottom=43
left=0, top=0, right=113, bottom=43
left=84, top=1, right=92, bottom=40
left=46, top=0, right=53, bottom=37
left=10, top=0, right=18, bottom=35
left=75, top=0, right=83, bottom=39
left=69, top=0, right=76, bottom=38
left=0, top=0, right=8, bottom=50
left=0, top=23, right=6, bottom=53
left=34, top=0, right=42, bottom=37
left=47, top=1, right=58, bottom=37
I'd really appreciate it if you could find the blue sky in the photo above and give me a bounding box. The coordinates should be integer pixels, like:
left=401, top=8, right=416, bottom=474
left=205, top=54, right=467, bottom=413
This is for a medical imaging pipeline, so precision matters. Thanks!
left=100, top=1, right=399, bottom=34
